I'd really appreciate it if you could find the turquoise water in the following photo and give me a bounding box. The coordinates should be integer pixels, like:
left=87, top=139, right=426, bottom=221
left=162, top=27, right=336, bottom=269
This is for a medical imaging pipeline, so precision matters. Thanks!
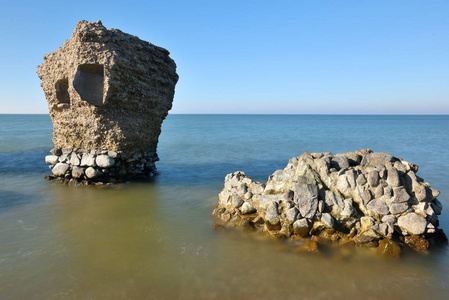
left=0, top=114, right=448, bottom=299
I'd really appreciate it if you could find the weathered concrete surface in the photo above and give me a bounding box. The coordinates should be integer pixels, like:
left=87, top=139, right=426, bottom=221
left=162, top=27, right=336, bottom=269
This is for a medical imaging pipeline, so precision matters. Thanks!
left=37, top=20, right=178, bottom=153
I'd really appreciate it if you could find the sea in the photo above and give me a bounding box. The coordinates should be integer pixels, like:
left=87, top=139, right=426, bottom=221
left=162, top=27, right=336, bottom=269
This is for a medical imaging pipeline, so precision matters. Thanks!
left=0, top=114, right=448, bottom=299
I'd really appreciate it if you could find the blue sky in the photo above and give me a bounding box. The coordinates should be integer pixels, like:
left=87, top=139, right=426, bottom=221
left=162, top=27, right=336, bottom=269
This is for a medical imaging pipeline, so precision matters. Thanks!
left=0, top=0, right=448, bottom=114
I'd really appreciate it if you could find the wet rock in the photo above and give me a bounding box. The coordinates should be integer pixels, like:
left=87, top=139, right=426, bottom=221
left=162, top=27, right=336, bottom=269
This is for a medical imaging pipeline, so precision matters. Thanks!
left=360, top=216, right=375, bottom=231
left=433, top=229, right=449, bottom=246
left=293, top=218, right=310, bottom=236
left=265, top=202, right=281, bottom=230
left=377, top=239, right=401, bottom=259
left=378, top=223, right=389, bottom=236
left=355, top=229, right=381, bottom=245
left=404, top=235, right=429, bottom=252
left=221, top=213, right=231, bottom=223
left=296, top=240, right=319, bottom=254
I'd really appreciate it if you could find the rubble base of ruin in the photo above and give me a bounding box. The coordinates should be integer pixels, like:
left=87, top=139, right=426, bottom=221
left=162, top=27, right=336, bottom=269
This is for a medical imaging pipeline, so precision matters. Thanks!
left=45, top=147, right=159, bottom=185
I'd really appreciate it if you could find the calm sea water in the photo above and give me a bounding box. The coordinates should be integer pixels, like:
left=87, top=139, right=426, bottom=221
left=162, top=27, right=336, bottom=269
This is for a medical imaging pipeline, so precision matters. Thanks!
left=0, top=114, right=448, bottom=299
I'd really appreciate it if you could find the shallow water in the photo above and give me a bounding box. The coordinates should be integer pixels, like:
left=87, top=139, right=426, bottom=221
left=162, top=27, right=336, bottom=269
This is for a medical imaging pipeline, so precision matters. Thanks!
left=0, top=114, right=448, bottom=299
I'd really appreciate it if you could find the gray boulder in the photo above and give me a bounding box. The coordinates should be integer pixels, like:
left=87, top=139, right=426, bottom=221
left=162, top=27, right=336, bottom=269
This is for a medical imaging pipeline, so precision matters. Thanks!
left=265, top=201, right=280, bottom=230
left=331, top=155, right=350, bottom=170
left=367, top=170, right=379, bottom=187
left=52, top=163, right=69, bottom=176
left=252, top=182, right=265, bottom=194
left=361, top=152, right=394, bottom=167
left=96, top=155, right=115, bottom=168
left=294, top=182, right=318, bottom=219
left=386, top=166, right=401, bottom=187
left=71, top=166, right=85, bottom=178
left=389, top=202, right=409, bottom=215
left=293, top=219, right=310, bottom=236
left=367, top=199, right=390, bottom=215
left=81, top=153, right=96, bottom=167
left=70, top=152, right=80, bottom=166
left=232, top=196, right=244, bottom=208
left=321, top=213, right=335, bottom=229
left=286, top=207, right=299, bottom=224
left=85, top=167, right=103, bottom=179
left=45, top=155, right=59, bottom=165
left=398, top=213, right=427, bottom=235
left=241, top=201, right=256, bottom=214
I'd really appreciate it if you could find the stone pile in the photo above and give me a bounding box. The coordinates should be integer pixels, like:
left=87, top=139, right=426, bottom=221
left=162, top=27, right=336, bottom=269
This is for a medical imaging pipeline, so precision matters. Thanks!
left=212, top=149, right=447, bottom=258
left=45, top=147, right=159, bottom=183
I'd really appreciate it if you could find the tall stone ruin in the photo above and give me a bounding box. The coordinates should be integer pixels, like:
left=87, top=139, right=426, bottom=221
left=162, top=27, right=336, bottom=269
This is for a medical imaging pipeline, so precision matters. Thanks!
left=37, top=20, right=178, bottom=182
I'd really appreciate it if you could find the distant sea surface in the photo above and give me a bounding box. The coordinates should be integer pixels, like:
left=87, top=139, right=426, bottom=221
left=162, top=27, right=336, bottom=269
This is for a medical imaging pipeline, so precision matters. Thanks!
left=1, top=114, right=448, bottom=299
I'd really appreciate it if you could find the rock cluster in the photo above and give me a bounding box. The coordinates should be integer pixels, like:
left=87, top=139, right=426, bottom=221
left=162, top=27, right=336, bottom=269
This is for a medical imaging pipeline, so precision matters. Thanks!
left=37, top=20, right=177, bottom=182
left=45, top=147, right=158, bottom=183
left=212, top=150, right=447, bottom=258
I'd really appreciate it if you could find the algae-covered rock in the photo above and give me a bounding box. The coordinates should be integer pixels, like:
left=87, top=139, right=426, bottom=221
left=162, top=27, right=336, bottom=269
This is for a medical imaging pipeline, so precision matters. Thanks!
left=377, top=239, right=401, bottom=259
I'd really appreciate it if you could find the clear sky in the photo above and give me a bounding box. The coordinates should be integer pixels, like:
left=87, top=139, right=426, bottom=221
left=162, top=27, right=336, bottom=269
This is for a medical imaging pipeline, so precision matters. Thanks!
left=0, top=0, right=448, bottom=114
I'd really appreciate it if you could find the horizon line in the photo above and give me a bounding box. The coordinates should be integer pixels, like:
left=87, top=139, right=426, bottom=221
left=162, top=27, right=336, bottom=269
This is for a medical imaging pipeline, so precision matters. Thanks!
left=1, top=113, right=448, bottom=116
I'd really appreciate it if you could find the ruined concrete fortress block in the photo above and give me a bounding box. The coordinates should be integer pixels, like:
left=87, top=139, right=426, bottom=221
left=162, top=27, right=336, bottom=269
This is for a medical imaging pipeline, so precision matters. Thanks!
left=212, top=150, right=447, bottom=258
left=37, top=20, right=178, bottom=182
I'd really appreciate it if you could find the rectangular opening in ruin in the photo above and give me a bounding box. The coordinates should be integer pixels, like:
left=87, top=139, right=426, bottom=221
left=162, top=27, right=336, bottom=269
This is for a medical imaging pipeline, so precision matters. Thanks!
left=73, top=64, right=104, bottom=106
left=55, top=78, right=70, bottom=105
